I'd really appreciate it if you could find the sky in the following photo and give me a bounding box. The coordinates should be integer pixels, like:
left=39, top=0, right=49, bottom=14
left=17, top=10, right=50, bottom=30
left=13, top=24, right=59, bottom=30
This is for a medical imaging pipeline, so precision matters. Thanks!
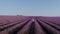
left=0, top=0, right=60, bottom=16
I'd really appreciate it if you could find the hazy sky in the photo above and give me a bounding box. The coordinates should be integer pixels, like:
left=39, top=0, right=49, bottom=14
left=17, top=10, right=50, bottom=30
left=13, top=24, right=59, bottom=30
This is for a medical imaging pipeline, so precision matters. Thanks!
left=0, top=0, right=60, bottom=16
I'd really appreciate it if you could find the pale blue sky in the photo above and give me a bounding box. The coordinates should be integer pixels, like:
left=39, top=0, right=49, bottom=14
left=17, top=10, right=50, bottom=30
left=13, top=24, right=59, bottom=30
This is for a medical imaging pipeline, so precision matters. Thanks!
left=0, top=0, right=60, bottom=16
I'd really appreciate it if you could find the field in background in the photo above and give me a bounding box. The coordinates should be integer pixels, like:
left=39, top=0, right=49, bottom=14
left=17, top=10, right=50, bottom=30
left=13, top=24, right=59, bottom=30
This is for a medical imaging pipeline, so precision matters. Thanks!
left=0, top=15, right=60, bottom=34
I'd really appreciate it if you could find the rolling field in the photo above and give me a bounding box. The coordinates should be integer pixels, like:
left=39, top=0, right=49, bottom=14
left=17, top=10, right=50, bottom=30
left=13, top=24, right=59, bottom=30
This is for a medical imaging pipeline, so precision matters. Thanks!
left=0, top=16, right=60, bottom=34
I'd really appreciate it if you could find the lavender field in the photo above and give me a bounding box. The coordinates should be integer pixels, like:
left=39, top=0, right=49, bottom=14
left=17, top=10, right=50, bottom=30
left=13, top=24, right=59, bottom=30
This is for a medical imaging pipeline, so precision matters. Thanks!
left=0, top=16, right=60, bottom=34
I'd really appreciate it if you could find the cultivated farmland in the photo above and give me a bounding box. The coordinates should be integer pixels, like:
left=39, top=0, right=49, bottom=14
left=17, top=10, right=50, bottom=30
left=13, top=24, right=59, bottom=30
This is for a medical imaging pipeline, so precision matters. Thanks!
left=0, top=16, right=60, bottom=34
